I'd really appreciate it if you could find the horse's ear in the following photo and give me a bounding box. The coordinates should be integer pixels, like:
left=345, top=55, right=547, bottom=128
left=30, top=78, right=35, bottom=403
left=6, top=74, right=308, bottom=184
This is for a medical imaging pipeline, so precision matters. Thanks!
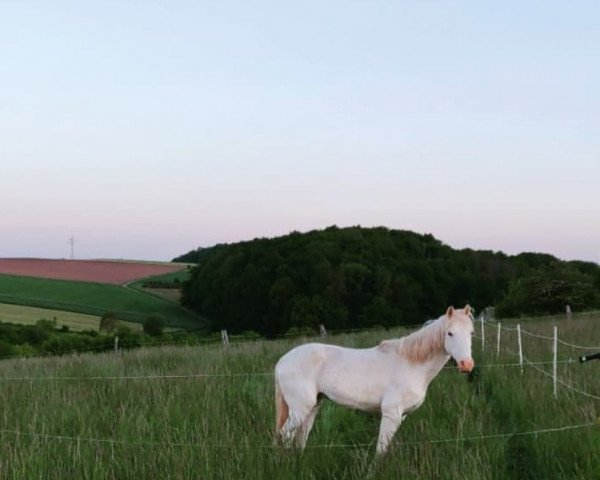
left=464, top=305, right=471, bottom=316
left=446, top=306, right=454, bottom=318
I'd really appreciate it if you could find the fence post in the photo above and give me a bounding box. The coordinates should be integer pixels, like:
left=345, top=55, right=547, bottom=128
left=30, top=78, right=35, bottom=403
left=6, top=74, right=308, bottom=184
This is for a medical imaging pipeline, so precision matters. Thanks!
left=496, top=323, right=501, bottom=357
left=517, top=324, right=523, bottom=374
left=553, top=326, right=558, bottom=398
left=114, top=336, right=119, bottom=354
left=566, top=304, right=572, bottom=320
left=221, top=329, right=229, bottom=346
left=480, top=314, right=485, bottom=352
left=319, top=324, right=327, bottom=338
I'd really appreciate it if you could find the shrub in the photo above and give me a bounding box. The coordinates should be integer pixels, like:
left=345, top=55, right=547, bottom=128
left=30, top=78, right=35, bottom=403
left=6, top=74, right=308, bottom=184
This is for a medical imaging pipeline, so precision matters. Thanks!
left=143, top=314, right=166, bottom=337
left=0, top=339, right=15, bottom=358
left=99, top=312, right=119, bottom=333
left=22, top=324, right=52, bottom=345
left=36, top=318, right=57, bottom=330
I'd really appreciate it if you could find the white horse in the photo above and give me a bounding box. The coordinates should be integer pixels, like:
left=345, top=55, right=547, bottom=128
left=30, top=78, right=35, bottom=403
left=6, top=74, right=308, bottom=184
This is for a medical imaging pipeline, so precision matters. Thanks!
left=274, top=305, right=475, bottom=454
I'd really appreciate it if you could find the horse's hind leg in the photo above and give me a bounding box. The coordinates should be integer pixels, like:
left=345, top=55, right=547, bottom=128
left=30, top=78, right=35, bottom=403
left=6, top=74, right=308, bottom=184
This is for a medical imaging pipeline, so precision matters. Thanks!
left=278, top=385, right=319, bottom=450
left=297, top=401, right=321, bottom=449
left=279, top=408, right=311, bottom=449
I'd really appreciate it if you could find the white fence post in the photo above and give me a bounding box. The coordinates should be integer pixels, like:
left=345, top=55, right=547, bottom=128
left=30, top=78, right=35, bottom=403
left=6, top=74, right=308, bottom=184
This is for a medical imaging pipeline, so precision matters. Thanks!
left=496, top=323, right=501, bottom=357
left=517, top=324, right=523, bottom=374
left=566, top=304, right=572, bottom=320
left=553, top=326, right=558, bottom=398
left=480, top=314, right=485, bottom=352
left=114, top=336, right=119, bottom=354
left=319, top=324, right=327, bottom=338
left=221, top=329, right=229, bottom=346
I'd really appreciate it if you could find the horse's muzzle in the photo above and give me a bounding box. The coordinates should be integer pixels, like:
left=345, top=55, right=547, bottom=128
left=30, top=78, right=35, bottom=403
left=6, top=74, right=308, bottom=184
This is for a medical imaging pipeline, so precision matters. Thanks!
left=458, top=358, right=474, bottom=373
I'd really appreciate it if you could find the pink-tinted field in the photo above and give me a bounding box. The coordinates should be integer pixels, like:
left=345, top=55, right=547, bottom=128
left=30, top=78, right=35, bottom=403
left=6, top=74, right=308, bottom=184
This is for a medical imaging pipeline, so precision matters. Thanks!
left=0, top=258, right=187, bottom=285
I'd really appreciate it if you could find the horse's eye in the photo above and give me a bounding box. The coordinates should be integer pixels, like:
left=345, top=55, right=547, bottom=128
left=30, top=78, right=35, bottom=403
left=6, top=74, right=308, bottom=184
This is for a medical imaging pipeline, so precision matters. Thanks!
left=447, top=332, right=454, bottom=337
left=471, top=331, right=474, bottom=336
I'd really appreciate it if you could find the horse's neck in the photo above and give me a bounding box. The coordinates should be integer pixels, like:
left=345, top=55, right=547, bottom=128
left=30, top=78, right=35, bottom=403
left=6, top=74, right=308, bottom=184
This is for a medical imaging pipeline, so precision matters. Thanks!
left=419, top=350, right=451, bottom=386
left=399, top=318, right=450, bottom=385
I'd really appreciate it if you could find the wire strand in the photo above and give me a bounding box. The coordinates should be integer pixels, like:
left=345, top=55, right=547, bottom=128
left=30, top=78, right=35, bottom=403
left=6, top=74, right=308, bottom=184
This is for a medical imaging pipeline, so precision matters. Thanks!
left=0, top=359, right=579, bottom=382
left=0, top=422, right=595, bottom=449
left=523, top=356, right=600, bottom=402
left=557, top=338, right=600, bottom=351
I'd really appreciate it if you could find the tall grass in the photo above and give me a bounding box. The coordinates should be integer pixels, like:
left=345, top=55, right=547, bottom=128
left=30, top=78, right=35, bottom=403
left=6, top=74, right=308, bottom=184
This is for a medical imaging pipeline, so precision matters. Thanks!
left=0, top=314, right=598, bottom=479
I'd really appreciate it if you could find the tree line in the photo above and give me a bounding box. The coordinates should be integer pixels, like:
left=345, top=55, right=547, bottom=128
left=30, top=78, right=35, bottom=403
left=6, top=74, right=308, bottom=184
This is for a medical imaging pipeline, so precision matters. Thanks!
left=176, top=226, right=600, bottom=337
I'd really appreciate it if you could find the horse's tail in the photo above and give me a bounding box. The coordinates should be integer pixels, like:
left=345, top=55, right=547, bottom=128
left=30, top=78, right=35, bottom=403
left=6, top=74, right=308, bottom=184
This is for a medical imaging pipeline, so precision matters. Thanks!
left=275, top=377, right=289, bottom=433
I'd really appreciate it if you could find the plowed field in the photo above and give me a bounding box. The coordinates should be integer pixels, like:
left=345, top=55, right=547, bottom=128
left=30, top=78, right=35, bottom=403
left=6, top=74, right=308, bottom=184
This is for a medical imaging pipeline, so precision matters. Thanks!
left=0, top=259, right=187, bottom=285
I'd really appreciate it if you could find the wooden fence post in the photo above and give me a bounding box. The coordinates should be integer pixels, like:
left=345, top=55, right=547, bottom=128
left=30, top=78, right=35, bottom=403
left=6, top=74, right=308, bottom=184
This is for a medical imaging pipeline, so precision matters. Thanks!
left=480, top=314, right=485, bottom=352
left=496, top=323, right=501, bottom=357
left=319, top=324, right=327, bottom=338
left=553, top=326, right=558, bottom=398
left=517, top=324, right=523, bottom=374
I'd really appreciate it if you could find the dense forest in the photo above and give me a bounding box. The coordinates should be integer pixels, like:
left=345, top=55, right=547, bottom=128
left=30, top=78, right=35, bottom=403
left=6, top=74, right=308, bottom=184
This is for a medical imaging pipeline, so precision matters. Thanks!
left=175, top=227, right=600, bottom=337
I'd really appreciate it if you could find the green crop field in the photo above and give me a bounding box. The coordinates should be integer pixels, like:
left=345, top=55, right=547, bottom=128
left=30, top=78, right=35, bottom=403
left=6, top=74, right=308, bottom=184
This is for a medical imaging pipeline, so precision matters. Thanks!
left=0, top=313, right=598, bottom=479
left=0, top=274, right=204, bottom=330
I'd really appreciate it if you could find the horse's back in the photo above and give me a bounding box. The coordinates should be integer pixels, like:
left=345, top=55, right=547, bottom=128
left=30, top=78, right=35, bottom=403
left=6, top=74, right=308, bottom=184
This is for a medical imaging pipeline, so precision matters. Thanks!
left=276, top=342, right=390, bottom=412
left=275, top=343, right=337, bottom=378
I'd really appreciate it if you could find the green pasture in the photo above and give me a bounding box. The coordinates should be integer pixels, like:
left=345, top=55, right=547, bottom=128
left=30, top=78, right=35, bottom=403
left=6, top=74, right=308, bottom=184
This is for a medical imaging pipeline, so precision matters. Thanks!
left=0, top=274, right=204, bottom=330
left=0, top=313, right=598, bottom=479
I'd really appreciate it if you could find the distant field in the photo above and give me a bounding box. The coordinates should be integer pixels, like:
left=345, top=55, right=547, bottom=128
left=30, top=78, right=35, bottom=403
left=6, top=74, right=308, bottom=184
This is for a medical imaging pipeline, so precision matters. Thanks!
left=0, top=274, right=204, bottom=330
left=0, top=258, right=188, bottom=285
left=128, top=269, right=191, bottom=302
left=136, top=288, right=182, bottom=302
left=134, top=269, right=191, bottom=283
left=0, top=303, right=143, bottom=332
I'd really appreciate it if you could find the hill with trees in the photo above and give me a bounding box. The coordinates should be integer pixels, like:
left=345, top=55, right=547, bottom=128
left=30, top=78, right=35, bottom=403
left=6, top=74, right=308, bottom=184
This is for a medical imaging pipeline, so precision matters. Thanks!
left=175, top=227, right=600, bottom=337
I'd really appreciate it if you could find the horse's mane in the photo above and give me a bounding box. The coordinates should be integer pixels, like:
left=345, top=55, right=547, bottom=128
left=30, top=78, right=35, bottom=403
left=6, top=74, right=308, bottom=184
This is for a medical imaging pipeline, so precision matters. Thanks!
left=378, top=316, right=447, bottom=362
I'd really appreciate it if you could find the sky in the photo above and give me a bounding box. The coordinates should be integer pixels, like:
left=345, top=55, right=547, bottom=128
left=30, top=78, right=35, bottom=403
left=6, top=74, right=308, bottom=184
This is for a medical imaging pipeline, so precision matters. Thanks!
left=1, top=1, right=599, bottom=263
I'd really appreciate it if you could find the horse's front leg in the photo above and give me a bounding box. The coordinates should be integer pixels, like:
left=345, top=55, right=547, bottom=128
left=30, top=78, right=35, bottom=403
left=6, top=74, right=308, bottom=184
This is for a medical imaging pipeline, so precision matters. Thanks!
left=376, top=402, right=404, bottom=455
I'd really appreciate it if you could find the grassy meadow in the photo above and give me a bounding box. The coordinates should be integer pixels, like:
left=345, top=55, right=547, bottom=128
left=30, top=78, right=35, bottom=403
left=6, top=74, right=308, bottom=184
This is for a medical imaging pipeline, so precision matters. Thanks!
left=0, top=274, right=204, bottom=330
left=0, top=313, right=598, bottom=479
left=0, top=303, right=143, bottom=332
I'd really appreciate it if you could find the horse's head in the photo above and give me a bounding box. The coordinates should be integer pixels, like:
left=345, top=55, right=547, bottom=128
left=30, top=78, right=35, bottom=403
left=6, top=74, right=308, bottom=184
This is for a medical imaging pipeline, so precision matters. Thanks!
left=443, top=305, right=475, bottom=373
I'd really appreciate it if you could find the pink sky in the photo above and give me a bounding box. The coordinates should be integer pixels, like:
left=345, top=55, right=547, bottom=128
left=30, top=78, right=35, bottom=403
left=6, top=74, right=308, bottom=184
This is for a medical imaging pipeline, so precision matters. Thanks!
left=1, top=2, right=598, bottom=264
